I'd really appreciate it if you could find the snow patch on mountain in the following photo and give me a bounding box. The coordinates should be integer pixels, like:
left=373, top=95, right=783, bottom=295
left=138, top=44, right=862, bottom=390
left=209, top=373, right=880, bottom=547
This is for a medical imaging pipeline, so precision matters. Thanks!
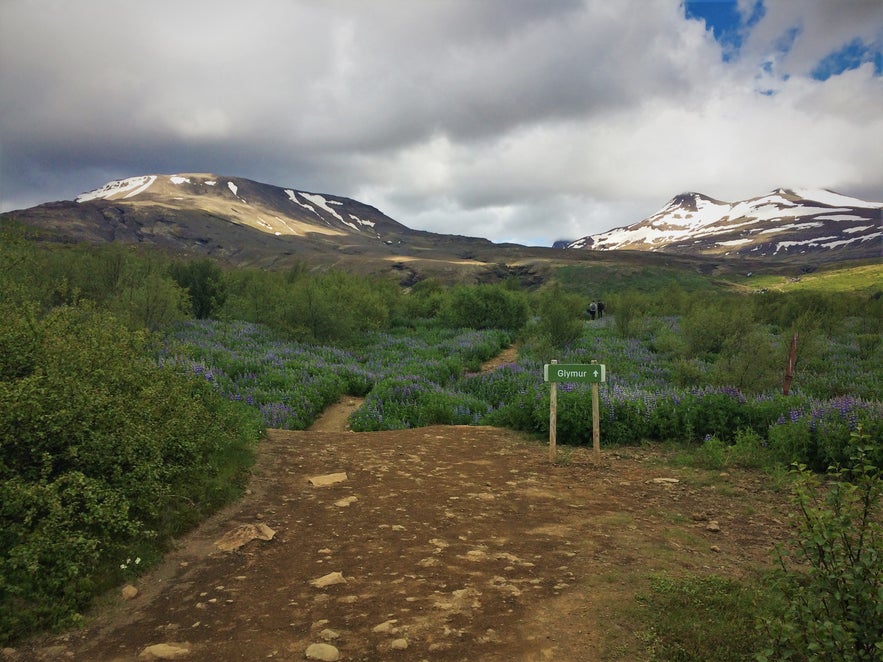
left=792, top=188, right=881, bottom=209
left=298, top=192, right=344, bottom=222
left=77, top=175, right=156, bottom=202
left=284, top=189, right=319, bottom=217
left=568, top=188, right=882, bottom=259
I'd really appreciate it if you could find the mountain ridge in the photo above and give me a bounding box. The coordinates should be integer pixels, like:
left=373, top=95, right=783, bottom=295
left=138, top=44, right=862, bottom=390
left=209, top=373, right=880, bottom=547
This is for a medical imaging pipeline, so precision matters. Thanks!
left=567, top=188, right=882, bottom=260
left=2, top=172, right=578, bottom=286
left=3, top=175, right=879, bottom=285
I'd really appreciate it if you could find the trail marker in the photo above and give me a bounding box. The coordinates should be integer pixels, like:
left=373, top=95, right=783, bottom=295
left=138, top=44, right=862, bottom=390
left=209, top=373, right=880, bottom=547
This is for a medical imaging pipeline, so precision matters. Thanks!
left=544, top=360, right=606, bottom=464
left=543, top=363, right=606, bottom=383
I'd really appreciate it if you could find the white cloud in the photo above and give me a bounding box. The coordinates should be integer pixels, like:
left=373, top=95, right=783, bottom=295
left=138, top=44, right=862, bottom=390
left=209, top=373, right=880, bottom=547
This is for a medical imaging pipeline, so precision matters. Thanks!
left=1, top=0, right=880, bottom=246
left=742, top=0, right=883, bottom=77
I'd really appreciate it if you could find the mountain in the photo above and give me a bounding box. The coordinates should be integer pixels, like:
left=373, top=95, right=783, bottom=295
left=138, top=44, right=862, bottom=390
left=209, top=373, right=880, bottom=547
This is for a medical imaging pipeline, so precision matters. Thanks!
left=1, top=173, right=521, bottom=268
left=567, top=188, right=882, bottom=261
left=4, top=175, right=877, bottom=287
left=0, top=172, right=586, bottom=285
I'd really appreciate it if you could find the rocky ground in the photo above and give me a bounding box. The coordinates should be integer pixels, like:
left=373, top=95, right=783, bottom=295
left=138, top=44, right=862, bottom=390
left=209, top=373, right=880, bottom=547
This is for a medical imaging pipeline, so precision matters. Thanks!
left=9, top=349, right=793, bottom=661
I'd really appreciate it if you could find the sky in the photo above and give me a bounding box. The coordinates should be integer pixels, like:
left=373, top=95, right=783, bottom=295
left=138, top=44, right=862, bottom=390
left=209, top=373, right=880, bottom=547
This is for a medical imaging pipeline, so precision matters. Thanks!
left=1, top=0, right=881, bottom=246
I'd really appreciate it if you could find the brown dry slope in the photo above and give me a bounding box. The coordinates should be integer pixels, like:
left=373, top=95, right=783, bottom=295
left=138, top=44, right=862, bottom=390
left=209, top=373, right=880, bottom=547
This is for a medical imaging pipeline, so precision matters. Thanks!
left=17, top=358, right=792, bottom=661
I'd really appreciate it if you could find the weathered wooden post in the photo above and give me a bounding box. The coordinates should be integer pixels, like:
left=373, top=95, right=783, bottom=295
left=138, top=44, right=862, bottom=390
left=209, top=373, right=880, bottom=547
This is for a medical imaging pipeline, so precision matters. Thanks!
left=544, top=360, right=606, bottom=465
left=549, top=359, right=557, bottom=463
left=591, top=360, right=601, bottom=465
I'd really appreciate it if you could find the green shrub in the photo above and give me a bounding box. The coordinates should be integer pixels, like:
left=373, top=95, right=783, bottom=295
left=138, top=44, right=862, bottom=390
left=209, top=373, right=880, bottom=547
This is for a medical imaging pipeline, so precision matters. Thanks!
left=649, top=391, right=749, bottom=444
left=681, top=298, right=755, bottom=357
left=532, top=284, right=585, bottom=349
left=610, top=291, right=648, bottom=339
left=599, top=396, right=652, bottom=446
left=726, top=428, right=773, bottom=469
left=693, top=435, right=728, bottom=470
left=169, top=258, right=227, bottom=319
left=760, top=446, right=882, bottom=660
left=0, top=302, right=38, bottom=381
left=767, top=400, right=883, bottom=471
left=710, top=325, right=782, bottom=393
left=0, top=304, right=262, bottom=644
left=350, top=375, right=489, bottom=431
left=439, top=284, right=529, bottom=330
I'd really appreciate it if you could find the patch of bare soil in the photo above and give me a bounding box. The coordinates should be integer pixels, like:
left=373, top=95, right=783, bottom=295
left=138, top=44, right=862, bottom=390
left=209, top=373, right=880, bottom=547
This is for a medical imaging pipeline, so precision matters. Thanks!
left=16, top=354, right=793, bottom=661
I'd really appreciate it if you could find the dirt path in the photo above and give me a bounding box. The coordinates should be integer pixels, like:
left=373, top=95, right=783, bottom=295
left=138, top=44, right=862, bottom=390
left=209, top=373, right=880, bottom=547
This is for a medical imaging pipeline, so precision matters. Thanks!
left=16, top=349, right=793, bottom=661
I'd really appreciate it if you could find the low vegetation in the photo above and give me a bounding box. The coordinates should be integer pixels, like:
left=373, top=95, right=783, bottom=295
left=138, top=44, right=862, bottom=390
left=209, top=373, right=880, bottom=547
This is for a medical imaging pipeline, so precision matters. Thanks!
left=1, top=226, right=881, bottom=654
left=0, top=301, right=261, bottom=643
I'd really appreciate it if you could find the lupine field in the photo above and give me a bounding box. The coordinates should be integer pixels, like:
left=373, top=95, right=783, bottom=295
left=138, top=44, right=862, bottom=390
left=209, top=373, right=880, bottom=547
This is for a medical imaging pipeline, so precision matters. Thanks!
left=162, top=315, right=882, bottom=472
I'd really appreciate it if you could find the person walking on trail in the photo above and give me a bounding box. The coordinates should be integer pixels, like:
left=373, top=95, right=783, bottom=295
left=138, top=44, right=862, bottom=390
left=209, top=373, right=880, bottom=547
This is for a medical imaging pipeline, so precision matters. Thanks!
left=597, top=300, right=605, bottom=319
left=588, top=301, right=597, bottom=320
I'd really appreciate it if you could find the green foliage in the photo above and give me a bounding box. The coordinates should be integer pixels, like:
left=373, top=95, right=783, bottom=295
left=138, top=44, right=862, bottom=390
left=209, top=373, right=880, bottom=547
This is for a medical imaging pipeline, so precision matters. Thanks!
left=108, top=270, right=190, bottom=331
left=637, top=574, right=768, bottom=661
left=671, top=428, right=777, bottom=471
left=0, top=302, right=39, bottom=381
left=0, top=304, right=262, bottom=645
left=754, top=289, right=859, bottom=335
left=709, top=325, right=782, bottom=392
left=0, top=237, right=193, bottom=333
left=555, top=264, right=714, bottom=302
left=681, top=296, right=755, bottom=358
left=727, top=428, right=774, bottom=469
left=169, top=258, right=227, bottom=318
left=651, top=392, right=755, bottom=444
left=223, top=267, right=398, bottom=343
left=760, top=447, right=883, bottom=661
left=610, top=290, right=648, bottom=339
left=692, top=435, right=728, bottom=470
left=400, top=278, right=449, bottom=321
left=767, top=402, right=883, bottom=472
left=529, top=283, right=585, bottom=349
left=439, top=284, right=529, bottom=330
left=350, top=375, right=488, bottom=430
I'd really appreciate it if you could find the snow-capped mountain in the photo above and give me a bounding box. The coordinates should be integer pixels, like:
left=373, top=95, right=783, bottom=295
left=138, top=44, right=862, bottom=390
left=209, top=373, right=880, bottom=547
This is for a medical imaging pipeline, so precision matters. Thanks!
left=568, top=189, right=882, bottom=260
left=1, top=173, right=509, bottom=274
left=73, top=173, right=406, bottom=240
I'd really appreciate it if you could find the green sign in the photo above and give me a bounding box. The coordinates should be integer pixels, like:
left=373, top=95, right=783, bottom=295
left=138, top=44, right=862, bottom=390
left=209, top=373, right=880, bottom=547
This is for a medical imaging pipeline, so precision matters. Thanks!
left=543, top=363, right=606, bottom=383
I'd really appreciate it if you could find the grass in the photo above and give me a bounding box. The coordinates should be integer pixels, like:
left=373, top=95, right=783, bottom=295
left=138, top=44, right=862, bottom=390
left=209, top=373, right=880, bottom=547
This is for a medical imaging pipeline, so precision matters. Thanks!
left=740, top=260, right=883, bottom=293
left=556, top=263, right=719, bottom=297
left=636, top=573, right=771, bottom=661
left=664, top=525, right=702, bottom=542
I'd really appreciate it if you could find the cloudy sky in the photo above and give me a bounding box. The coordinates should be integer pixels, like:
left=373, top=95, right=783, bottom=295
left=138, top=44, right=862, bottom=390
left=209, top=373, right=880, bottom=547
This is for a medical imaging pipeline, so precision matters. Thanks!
left=1, top=0, right=881, bottom=246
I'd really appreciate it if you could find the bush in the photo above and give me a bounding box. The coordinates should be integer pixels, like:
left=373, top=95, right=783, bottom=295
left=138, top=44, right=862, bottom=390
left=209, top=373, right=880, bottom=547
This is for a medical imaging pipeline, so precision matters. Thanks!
left=760, top=446, right=882, bottom=660
left=681, top=298, right=754, bottom=358
left=169, top=258, right=227, bottom=319
left=439, top=284, right=529, bottom=330
left=532, top=284, right=585, bottom=349
left=350, top=375, right=488, bottom=430
left=649, top=390, right=748, bottom=443
left=767, top=398, right=883, bottom=471
left=0, top=304, right=262, bottom=644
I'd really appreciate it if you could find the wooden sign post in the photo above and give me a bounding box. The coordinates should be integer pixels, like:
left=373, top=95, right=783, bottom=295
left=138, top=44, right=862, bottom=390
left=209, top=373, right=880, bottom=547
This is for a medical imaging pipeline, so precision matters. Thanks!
left=549, top=359, right=557, bottom=463
left=591, top=360, right=601, bottom=465
left=543, top=360, right=606, bottom=464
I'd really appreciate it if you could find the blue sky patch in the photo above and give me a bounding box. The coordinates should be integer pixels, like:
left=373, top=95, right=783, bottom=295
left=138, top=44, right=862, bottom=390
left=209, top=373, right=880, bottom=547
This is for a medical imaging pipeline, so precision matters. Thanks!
left=811, top=38, right=883, bottom=80
left=684, top=0, right=765, bottom=62
left=685, top=0, right=880, bottom=81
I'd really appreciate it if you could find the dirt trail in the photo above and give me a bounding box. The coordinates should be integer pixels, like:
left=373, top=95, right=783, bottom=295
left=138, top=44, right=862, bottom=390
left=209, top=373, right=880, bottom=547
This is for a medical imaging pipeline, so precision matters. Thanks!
left=16, top=347, right=792, bottom=661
